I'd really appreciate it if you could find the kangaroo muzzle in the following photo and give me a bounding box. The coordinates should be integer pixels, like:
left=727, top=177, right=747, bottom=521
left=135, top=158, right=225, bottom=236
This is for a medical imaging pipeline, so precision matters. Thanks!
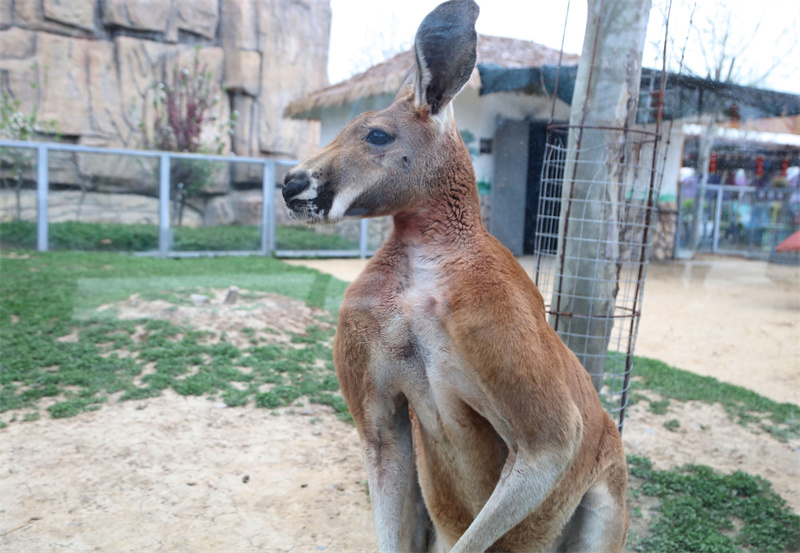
left=282, top=170, right=311, bottom=203
left=282, top=168, right=334, bottom=223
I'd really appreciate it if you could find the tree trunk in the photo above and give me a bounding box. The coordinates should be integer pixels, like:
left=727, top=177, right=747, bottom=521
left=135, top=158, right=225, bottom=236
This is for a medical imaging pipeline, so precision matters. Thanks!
left=550, top=0, right=651, bottom=392
left=689, top=121, right=717, bottom=250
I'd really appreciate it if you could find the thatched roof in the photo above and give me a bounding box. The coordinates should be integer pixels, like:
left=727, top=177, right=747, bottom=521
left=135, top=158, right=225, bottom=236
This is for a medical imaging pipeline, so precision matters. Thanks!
left=286, top=34, right=580, bottom=119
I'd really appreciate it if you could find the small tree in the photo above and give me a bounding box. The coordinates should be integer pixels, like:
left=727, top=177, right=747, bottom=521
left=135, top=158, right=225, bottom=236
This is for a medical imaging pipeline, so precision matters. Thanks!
left=141, top=49, right=237, bottom=226
left=0, top=90, right=58, bottom=221
left=551, top=0, right=652, bottom=392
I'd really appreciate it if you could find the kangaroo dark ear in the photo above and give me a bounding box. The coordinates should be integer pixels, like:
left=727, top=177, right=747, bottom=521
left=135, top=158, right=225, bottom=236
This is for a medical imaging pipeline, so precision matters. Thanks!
left=413, top=0, right=479, bottom=115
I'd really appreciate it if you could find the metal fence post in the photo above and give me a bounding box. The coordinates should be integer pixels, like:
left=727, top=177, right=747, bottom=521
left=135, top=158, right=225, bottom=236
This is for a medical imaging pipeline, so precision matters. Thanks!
left=262, top=161, right=276, bottom=256
left=712, top=185, right=723, bottom=252
left=36, top=144, right=49, bottom=252
left=159, top=153, right=170, bottom=258
left=359, top=219, right=368, bottom=259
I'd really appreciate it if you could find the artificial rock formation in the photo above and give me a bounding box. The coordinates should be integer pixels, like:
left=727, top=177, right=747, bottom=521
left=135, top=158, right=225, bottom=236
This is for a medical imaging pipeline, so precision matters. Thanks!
left=0, top=0, right=331, bottom=159
left=0, top=0, right=330, bottom=228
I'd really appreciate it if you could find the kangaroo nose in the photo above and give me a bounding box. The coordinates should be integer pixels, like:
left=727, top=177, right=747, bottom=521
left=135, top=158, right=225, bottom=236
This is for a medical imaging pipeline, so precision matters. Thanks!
left=282, top=171, right=310, bottom=203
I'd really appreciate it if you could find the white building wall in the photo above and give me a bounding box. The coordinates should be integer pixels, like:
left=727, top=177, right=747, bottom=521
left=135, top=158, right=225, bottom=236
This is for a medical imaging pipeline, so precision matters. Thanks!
left=659, top=124, right=685, bottom=203
left=639, top=122, right=685, bottom=203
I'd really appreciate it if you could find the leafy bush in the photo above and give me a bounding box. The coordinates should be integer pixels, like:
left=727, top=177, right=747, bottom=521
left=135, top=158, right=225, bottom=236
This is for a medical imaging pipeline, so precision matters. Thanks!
left=1, top=91, right=59, bottom=222
left=144, top=51, right=234, bottom=156
left=139, top=48, right=238, bottom=227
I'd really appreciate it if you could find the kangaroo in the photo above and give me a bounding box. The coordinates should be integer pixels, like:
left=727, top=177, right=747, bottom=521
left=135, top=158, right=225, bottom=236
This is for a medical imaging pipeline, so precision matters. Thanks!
left=282, top=1, right=629, bottom=551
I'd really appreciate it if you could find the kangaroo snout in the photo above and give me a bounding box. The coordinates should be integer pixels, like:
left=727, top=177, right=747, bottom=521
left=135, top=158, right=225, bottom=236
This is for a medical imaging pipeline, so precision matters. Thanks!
left=282, top=168, right=330, bottom=223
left=282, top=170, right=311, bottom=203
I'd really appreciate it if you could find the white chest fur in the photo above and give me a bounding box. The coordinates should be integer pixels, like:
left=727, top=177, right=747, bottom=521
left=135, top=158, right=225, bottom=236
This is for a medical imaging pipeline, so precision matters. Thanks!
left=403, top=250, right=445, bottom=331
left=394, top=250, right=484, bottom=430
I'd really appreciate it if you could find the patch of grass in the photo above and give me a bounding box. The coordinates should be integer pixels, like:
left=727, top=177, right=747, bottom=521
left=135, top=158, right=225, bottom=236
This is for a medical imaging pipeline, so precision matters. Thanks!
left=0, top=220, right=358, bottom=253
left=0, top=250, right=349, bottom=424
left=172, top=225, right=262, bottom=252
left=255, top=385, right=301, bottom=409
left=630, top=356, right=800, bottom=442
left=310, top=391, right=353, bottom=423
left=72, top=272, right=348, bottom=318
left=306, top=272, right=335, bottom=310
left=275, top=225, right=359, bottom=251
left=627, top=455, right=800, bottom=553
left=1, top=220, right=159, bottom=251
left=663, top=418, right=681, bottom=432
left=648, top=399, right=670, bottom=415
left=222, top=387, right=251, bottom=407
left=48, top=395, right=107, bottom=419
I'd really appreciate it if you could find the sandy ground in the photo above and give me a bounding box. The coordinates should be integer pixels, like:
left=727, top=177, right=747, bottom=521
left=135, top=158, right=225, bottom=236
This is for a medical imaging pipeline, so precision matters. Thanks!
left=1, top=394, right=375, bottom=553
left=1, top=254, right=798, bottom=551
left=633, top=255, right=800, bottom=406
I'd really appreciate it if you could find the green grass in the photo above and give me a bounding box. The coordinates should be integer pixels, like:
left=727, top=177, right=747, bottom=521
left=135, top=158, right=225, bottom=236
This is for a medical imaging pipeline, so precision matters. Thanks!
left=663, top=418, right=681, bottom=432
left=0, top=220, right=358, bottom=252
left=648, top=399, right=670, bottom=415
left=629, top=356, right=800, bottom=442
left=0, top=250, right=350, bottom=422
left=627, top=455, right=800, bottom=553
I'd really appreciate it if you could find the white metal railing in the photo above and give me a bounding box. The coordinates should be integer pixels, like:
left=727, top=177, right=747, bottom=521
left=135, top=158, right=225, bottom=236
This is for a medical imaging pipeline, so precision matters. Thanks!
left=0, top=140, right=371, bottom=258
left=675, top=182, right=797, bottom=257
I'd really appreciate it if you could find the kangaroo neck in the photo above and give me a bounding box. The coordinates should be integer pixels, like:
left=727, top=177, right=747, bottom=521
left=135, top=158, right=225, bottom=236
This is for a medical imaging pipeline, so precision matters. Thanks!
left=392, top=165, right=483, bottom=250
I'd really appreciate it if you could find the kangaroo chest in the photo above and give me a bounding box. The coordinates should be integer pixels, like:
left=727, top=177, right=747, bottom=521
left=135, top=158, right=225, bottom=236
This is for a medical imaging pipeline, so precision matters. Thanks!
left=366, top=254, right=509, bottom=515
left=336, top=245, right=513, bottom=522
left=375, top=255, right=486, bottom=434
left=338, top=244, right=499, bottom=437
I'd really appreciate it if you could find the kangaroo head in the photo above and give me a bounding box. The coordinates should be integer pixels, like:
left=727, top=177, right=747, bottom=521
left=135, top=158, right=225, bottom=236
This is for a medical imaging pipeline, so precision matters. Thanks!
left=283, top=0, right=479, bottom=224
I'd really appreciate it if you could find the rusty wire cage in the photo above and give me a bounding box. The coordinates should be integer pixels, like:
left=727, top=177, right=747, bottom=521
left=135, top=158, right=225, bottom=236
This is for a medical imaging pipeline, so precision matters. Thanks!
left=531, top=125, right=664, bottom=433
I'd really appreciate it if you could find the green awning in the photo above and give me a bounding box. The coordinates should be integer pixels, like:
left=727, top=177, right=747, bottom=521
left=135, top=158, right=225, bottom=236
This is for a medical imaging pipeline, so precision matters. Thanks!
left=477, top=63, right=800, bottom=124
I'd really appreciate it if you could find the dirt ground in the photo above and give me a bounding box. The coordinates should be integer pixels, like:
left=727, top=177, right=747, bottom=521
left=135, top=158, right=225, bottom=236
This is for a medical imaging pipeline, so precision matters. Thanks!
left=1, top=255, right=798, bottom=551
left=633, top=255, right=800, bottom=406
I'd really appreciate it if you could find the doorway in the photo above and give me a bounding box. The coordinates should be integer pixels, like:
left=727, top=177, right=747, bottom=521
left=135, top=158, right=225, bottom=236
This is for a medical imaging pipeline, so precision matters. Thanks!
left=491, top=119, right=563, bottom=256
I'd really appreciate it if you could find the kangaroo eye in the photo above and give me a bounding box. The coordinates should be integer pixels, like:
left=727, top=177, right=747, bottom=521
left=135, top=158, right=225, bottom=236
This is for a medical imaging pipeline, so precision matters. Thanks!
left=365, top=129, right=394, bottom=146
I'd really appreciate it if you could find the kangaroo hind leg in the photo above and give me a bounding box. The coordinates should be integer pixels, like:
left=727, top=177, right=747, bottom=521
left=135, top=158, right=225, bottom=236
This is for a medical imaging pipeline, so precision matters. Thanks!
left=555, top=477, right=629, bottom=553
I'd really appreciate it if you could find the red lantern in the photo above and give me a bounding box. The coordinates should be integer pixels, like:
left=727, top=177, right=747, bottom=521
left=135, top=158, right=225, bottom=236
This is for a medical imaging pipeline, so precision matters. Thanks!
left=756, top=156, right=764, bottom=179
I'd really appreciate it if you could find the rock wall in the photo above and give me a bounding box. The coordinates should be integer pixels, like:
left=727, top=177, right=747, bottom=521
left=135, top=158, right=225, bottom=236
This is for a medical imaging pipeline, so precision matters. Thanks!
left=651, top=202, right=678, bottom=261
left=0, top=0, right=331, bottom=160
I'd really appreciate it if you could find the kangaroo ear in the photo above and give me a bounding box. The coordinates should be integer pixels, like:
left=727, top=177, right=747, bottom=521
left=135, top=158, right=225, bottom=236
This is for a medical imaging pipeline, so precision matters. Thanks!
left=413, top=0, right=479, bottom=115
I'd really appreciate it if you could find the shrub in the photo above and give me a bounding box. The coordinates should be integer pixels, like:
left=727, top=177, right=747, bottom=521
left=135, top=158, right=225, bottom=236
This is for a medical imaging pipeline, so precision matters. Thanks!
left=1, top=90, right=59, bottom=222
left=140, top=49, right=238, bottom=227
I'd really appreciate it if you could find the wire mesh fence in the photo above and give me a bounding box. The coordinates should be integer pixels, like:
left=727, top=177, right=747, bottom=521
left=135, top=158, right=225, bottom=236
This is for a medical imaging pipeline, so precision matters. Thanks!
left=532, top=126, right=663, bottom=433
